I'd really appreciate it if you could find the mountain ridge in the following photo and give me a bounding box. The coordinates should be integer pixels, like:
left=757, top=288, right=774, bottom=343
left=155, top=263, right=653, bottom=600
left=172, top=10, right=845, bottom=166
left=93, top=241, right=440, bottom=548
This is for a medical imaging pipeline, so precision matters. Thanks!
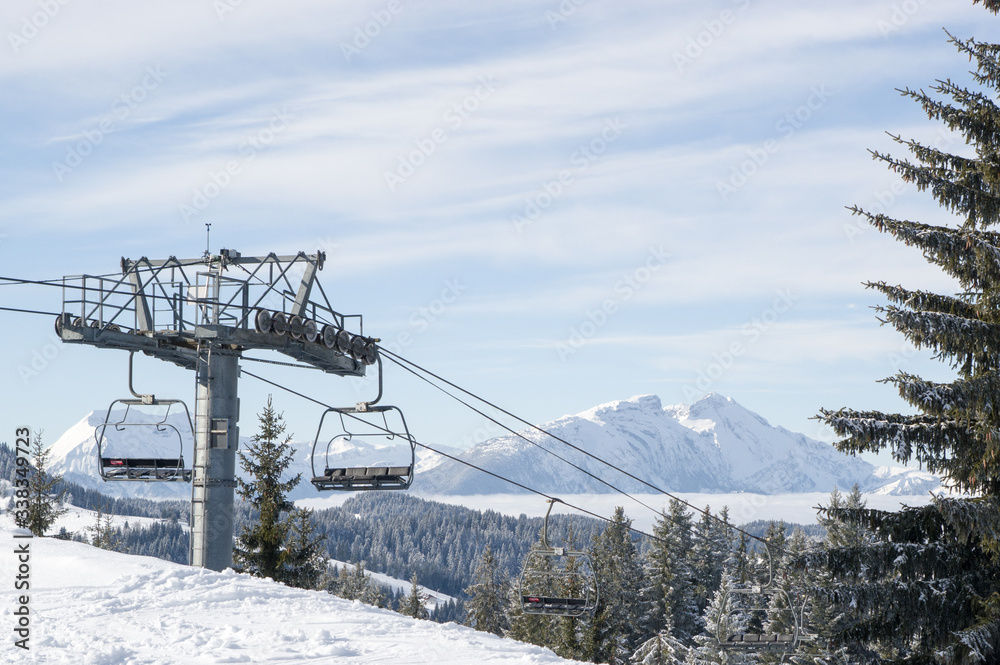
left=415, top=393, right=939, bottom=496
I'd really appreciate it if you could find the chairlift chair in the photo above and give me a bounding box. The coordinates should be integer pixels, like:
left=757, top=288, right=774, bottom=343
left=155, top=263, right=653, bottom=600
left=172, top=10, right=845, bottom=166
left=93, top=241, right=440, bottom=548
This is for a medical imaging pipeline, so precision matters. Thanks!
left=519, top=499, right=599, bottom=617
left=717, top=543, right=803, bottom=653
left=95, top=355, right=194, bottom=482
left=309, top=404, right=416, bottom=490
left=310, top=355, right=416, bottom=491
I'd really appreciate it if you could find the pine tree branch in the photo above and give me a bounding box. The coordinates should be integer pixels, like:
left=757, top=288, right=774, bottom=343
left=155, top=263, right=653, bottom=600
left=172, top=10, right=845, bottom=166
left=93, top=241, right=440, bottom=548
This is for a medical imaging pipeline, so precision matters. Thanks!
left=875, top=305, right=1000, bottom=367
left=866, top=282, right=979, bottom=320
left=898, top=82, right=1000, bottom=154
left=885, top=371, right=1000, bottom=422
left=868, top=148, right=1000, bottom=227
left=848, top=207, right=1000, bottom=288
left=949, top=31, right=1000, bottom=91
left=815, top=408, right=1000, bottom=492
left=972, top=1, right=1000, bottom=15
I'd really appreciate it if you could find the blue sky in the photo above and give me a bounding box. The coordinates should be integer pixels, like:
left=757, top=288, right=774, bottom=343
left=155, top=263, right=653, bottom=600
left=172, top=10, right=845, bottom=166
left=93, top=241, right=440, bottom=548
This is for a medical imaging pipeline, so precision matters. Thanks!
left=1, top=0, right=998, bottom=470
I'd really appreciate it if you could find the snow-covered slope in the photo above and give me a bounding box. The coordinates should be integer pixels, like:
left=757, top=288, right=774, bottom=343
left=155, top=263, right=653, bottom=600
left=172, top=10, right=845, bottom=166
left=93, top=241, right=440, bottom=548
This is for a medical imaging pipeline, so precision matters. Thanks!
left=417, top=393, right=939, bottom=496
left=0, top=519, right=582, bottom=664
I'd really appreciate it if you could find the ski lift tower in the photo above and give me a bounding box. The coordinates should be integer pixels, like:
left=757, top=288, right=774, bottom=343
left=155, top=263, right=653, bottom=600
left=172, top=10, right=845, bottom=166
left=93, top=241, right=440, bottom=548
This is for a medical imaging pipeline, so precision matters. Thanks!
left=55, top=249, right=377, bottom=571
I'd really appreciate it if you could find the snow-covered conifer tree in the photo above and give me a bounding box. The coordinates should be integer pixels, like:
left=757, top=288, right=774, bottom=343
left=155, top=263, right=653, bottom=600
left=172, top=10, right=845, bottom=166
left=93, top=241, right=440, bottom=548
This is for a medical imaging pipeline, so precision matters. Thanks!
left=584, top=507, right=645, bottom=665
left=234, top=397, right=299, bottom=581
left=816, top=10, right=1000, bottom=661
left=641, top=499, right=700, bottom=645
left=463, top=545, right=509, bottom=635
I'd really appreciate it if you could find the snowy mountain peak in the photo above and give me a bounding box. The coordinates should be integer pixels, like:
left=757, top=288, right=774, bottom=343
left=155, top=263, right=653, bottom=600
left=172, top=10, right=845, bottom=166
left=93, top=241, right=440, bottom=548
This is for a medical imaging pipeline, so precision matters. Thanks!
left=418, top=393, right=941, bottom=496
left=579, top=394, right=663, bottom=422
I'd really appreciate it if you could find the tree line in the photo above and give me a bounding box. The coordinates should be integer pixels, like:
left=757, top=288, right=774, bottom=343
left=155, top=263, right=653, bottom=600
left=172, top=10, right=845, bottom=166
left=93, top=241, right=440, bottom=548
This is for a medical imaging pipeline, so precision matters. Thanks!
left=461, top=488, right=869, bottom=664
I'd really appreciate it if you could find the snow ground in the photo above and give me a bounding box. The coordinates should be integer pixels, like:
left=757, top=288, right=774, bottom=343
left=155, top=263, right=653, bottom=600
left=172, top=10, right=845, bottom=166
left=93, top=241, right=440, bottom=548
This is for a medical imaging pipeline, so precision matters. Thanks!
left=0, top=517, right=583, bottom=665
left=327, top=559, right=455, bottom=609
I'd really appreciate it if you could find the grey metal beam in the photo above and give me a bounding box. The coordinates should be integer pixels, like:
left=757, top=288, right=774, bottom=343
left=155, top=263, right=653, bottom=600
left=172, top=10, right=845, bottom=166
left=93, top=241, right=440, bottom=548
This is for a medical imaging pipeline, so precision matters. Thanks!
left=128, top=270, right=154, bottom=332
left=124, top=252, right=320, bottom=270
left=290, top=259, right=319, bottom=318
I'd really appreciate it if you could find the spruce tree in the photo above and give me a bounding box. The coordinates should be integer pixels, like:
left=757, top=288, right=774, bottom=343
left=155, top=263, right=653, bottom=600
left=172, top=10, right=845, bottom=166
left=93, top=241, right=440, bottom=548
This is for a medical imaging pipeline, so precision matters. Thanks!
left=88, top=500, right=124, bottom=552
left=464, top=545, right=509, bottom=636
left=642, top=499, right=700, bottom=645
left=816, top=11, right=1000, bottom=662
left=688, top=506, right=731, bottom=627
left=16, top=431, right=66, bottom=536
left=281, top=507, right=327, bottom=590
left=400, top=573, right=428, bottom=620
left=819, top=485, right=871, bottom=552
left=234, top=397, right=300, bottom=581
left=630, top=620, right=683, bottom=665
left=584, top=507, right=645, bottom=665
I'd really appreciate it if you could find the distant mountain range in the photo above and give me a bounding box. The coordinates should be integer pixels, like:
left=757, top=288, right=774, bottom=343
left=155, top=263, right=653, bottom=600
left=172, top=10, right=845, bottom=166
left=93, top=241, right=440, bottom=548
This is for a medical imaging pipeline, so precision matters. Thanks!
left=46, top=393, right=939, bottom=500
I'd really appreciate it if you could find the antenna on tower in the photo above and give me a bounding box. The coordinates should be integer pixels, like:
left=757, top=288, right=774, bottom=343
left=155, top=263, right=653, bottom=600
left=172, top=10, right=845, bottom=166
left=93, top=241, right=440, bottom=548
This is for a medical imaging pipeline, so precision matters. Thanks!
left=203, top=223, right=212, bottom=262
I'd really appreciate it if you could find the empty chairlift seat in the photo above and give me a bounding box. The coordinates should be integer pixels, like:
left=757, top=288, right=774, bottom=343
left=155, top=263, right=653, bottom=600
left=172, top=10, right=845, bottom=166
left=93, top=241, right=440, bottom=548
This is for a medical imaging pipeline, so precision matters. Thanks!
left=310, top=405, right=417, bottom=492
left=100, top=457, right=191, bottom=481
left=720, top=632, right=797, bottom=649
left=716, top=556, right=804, bottom=655
left=521, top=595, right=590, bottom=615
left=312, top=464, right=413, bottom=490
left=95, top=398, right=195, bottom=483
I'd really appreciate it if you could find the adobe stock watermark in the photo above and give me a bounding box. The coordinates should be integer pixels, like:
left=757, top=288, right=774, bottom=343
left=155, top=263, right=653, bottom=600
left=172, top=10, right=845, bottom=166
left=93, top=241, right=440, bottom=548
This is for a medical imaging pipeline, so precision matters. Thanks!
left=876, top=0, right=930, bottom=39
left=454, top=419, right=505, bottom=449
left=378, top=278, right=467, bottom=356
left=673, top=0, right=751, bottom=73
left=340, top=0, right=403, bottom=62
left=512, top=117, right=626, bottom=234
left=383, top=76, right=498, bottom=192
left=545, top=0, right=590, bottom=29
left=555, top=245, right=669, bottom=361
left=681, top=288, right=798, bottom=402
left=8, top=0, right=72, bottom=54
left=179, top=108, right=293, bottom=222
left=52, top=66, right=167, bottom=182
left=18, top=332, right=63, bottom=385
left=716, top=84, right=832, bottom=202
left=887, top=339, right=920, bottom=369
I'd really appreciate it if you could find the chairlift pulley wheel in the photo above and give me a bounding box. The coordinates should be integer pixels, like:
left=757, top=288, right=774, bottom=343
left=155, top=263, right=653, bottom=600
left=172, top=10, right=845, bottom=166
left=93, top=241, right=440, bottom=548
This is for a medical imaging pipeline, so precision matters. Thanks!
left=362, top=341, right=379, bottom=365
left=289, top=315, right=305, bottom=340
left=272, top=312, right=289, bottom=335
left=321, top=324, right=338, bottom=349
left=255, top=309, right=273, bottom=334
left=335, top=329, right=352, bottom=354
left=302, top=319, right=319, bottom=343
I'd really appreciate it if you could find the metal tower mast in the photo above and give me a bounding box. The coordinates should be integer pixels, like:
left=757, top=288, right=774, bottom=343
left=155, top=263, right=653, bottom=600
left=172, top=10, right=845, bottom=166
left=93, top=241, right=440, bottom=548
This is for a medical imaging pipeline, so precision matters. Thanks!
left=56, top=249, right=375, bottom=570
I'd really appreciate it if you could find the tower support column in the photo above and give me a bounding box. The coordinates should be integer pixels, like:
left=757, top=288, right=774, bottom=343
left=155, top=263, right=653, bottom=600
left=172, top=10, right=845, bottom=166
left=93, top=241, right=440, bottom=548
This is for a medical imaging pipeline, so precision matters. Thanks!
left=190, top=348, right=240, bottom=571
